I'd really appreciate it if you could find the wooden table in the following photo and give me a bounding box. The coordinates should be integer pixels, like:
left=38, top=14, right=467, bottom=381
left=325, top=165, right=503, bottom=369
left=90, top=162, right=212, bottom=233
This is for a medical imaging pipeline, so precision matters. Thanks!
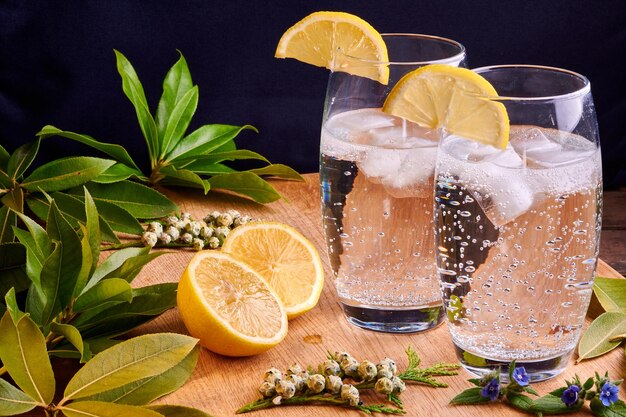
left=29, top=175, right=626, bottom=416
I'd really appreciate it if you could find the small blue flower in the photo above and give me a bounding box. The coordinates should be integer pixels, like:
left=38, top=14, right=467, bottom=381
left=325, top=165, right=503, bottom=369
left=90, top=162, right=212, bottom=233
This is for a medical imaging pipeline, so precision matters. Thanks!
left=561, top=384, right=580, bottom=407
left=512, top=367, right=530, bottom=386
left=480, top=378, right=500, bottom=401
left=600, top=382, right=619, bottom=407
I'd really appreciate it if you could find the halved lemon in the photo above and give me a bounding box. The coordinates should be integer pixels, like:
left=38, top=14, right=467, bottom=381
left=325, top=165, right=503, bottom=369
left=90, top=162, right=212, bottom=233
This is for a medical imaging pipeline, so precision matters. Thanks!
left=177, top=251, right=288, bottom=357
left=222, top=221, right=325, bottom=319
left=275, top=11, right=389, bottom=84
left=383, top=64, right=510, bottom=148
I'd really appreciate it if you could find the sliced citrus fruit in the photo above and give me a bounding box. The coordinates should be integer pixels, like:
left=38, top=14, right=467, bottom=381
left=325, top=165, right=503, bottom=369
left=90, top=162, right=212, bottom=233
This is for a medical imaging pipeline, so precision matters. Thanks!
left=177, top=250, right=288, bottom=356
left=275, top=11, right=389, bottom=84
left=222, top=221, right=325, bottom=319
left=383, top=64, right=510, bottom=148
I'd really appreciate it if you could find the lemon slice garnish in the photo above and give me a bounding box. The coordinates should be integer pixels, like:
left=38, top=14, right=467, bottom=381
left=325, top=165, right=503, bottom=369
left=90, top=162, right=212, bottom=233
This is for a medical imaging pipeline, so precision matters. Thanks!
left=383, top=64, right=509, bottom=148
left=275, top=11, right=389, bottom=84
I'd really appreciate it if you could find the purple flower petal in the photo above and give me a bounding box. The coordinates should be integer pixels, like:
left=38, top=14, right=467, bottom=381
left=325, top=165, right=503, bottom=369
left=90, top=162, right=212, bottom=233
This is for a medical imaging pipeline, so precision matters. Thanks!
left=480, top=378, right=500, bottom=401
left=512, top=367, right=530, bottom=386
left=561, top=384, right=580, bottom=407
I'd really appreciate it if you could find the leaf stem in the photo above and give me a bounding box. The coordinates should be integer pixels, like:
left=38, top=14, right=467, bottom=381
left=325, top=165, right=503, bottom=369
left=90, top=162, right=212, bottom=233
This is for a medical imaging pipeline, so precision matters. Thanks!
left=0, top=365, right=6, bottom=376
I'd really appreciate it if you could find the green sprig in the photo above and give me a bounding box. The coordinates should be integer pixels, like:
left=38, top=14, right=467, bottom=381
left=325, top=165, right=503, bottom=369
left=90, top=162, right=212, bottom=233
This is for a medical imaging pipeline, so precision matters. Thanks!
left=397, top=346, right=461, bottom=387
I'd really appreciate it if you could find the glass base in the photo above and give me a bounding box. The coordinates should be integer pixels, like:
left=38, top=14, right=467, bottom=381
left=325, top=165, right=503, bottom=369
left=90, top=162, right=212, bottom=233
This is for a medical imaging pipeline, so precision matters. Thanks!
left=340, top=303, right=444, bottom=333
left=454, top=344, right=572, bottom=382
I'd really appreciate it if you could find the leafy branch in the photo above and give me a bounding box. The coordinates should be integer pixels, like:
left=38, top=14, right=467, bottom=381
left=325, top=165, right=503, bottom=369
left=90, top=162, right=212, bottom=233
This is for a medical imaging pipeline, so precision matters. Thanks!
left=37, top=50, right=303, bottom=204
left=237, top=346, right=458, bottom=415
left=0, top=189, right=213, bottom=416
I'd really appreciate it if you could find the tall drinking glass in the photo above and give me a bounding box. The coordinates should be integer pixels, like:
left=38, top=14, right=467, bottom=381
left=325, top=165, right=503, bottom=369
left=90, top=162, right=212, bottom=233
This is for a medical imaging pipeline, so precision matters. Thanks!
left=435, top=65, right=602, bottom=380
left=320, top=34, right=466, bottom=332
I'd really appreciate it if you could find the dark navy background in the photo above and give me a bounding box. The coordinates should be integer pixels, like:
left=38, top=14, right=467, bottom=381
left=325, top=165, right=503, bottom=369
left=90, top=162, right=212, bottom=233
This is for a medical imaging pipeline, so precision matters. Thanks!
left=1, top=1, right=625, bottom=186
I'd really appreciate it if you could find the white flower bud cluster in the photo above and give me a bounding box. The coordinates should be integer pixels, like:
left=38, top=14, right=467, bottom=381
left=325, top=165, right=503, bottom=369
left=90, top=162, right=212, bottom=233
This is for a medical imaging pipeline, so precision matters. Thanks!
left=257, top=353, right=406, bottom=408
left=140, top=210, right=252, bottom=250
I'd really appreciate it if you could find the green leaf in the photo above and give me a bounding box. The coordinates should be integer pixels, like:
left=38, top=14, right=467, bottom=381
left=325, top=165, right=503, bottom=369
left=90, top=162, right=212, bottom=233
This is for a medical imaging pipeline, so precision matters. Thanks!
left=92, top=163, right=146, bottom=183
left=72, top=181, right=177, bottom=219
left=79, top=188, right=101, bottom=292
left=26, top=192, right=120, bottom=244
left=0, top=144, right=9, bottom=167
left=0, top=206, right=16, bottom=243
left=159, top=165, right=210, bottom=193
left=208, top=172, right=282, bottom=203
left=73, top=278, right=133, bottom=313
left=0, top=312, right=55, bottom=405
left=577, top=311, right=626, bottom=361
left=21, top=157, right=116, bottom=192
left=594, top=277, right=626, bottom=313
left=3, top=288, right=25, bottom=324
left=7, top=139, right=40, bottom=180
left=83, top=346, right=199, bottom=405
left=147, top=405, right=213, bottom=417
left=25, top=284, right=45, bottom=326
left=591, top=399, right=626, bottom=417
left=0, top=378, right=37, bottom=416
left=247, top=164, right=304, bottom=181
left=62, top=333, right=198, bottom=401
left=37, top=125, right=141, bottom=171
left=75, top=283, right=177, bottom=339
left=505, top=392, right=535, bottom=413
left=174, top=149, right=269, bottom=165
left=90, top=199, right=143, bottom=235
left=41, top=201, right=83, bottom=324
left=61, top=401, right=164, bottom=417
left=156, top=52, right=194, bottom=140
left=100, top=252, right=165, bottom=283
left=13, top=227, right=44, bottom=285
left=161, top=86, right=198, bottom=157
left=1, top=188, right=24, bottom=213
left=50, top=322, right=91, bottom=363
left=533, top=394, right=582, bottom=414
left=14, top=212, right=52, bottom=263
left=449, top=387, right=491, bottom=405
left=0, top=169, right=12, bottom=189
left=0, top=243, right=29, bottom=297
left=114, top=50, right=159, bottom=160
left=175, top=161, right=235, bottom=175
left=85, top=247, right=150, bottom=290
left=167, top=124, right=258, bottom=161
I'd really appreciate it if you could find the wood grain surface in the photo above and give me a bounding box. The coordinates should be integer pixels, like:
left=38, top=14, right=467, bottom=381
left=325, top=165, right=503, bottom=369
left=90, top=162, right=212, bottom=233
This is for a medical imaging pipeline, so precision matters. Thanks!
left=18, top=174, right=626, bottom=417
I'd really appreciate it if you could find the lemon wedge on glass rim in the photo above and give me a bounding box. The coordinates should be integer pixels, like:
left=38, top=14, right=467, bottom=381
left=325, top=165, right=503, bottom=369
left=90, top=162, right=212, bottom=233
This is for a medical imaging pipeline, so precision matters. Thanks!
left=177, top=250, right=288, bottom=357
left=382, top=64, right=510, bottom=148
left=222, top=221, right=325, bottom=320
left=275, top=11, right=389, bottom=84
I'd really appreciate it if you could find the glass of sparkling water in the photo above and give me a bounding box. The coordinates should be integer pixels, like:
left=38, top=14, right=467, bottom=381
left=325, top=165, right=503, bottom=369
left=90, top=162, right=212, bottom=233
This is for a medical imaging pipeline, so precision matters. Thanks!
left=435, top=65, right=602, bottom=380
left=320, top=34, right=466, bottom=332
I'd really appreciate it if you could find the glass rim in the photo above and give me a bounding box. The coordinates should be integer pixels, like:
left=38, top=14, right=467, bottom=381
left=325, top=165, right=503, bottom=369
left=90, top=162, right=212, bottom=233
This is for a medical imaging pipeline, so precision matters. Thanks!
left=472, top=64, right=591, bottom=101
left=340, top=33, right=466, bottom=66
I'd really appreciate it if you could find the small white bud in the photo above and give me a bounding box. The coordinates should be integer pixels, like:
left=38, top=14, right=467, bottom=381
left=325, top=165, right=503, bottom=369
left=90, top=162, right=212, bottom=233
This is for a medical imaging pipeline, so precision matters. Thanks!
left=263, top=368, right=282, bottom=384
left=192, top=238, right=204, bottom=251
left=325, top=375, right=342, bottom=394
left=306, top=374, right=325, bottom=394
left=159, top=233, right=172, bottom=245
left=258, top=381, right=275, bottom=398
left=375, top=377, right=394, bottom=395
left=207, top=236, right=220, bottom=249
left=199, top=225, right=214, bottom=238
left=165, top=226, right=180, bottom=241
left=181, top=233, right=193, bottom=244
left=340, top=384, right=360, bottom=406
left=148, top=222, right=163, bottom=236
left=217, top=213, right=233, bottom=227
left=141, top=231, right=158, bottom=247
left=276, top=380, right=296, bottom=399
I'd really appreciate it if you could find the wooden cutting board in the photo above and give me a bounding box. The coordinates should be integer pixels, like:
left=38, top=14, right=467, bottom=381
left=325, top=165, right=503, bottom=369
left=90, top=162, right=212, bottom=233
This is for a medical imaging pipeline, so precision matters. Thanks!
left=32, top=173, right=623, bottom=417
